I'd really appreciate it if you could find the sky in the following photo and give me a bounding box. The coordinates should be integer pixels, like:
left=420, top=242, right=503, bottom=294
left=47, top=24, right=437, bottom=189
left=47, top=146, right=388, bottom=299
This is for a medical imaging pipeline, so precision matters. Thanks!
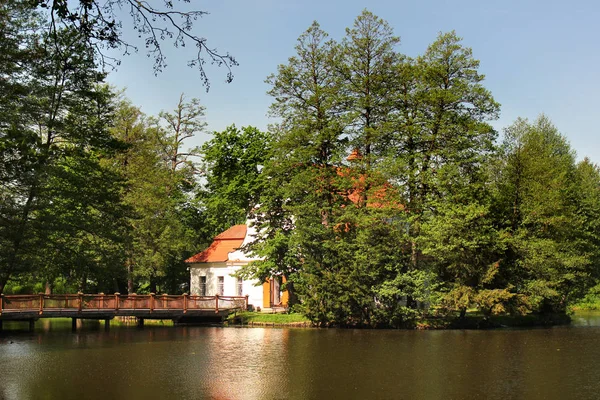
left=106, top=0, right=600, bottom=162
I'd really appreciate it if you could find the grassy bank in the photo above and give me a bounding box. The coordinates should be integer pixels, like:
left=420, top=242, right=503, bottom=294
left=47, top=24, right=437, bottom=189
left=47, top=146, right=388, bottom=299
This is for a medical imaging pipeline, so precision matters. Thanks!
left=226, top=311, right=571, bottom=329
left=571, top=299, right=600, bottom=311
left=227, top=312, right=311, bottom=327
left=571, top=284, right=600, bottom=311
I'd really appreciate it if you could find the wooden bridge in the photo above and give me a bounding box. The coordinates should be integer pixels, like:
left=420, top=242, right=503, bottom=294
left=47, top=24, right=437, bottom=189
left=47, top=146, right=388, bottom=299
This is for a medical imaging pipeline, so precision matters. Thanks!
left=0, top=293, right=248, bottom=330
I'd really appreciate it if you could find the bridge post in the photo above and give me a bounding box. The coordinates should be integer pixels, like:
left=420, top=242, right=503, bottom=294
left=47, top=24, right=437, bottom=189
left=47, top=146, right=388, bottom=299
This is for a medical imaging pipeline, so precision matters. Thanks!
left=29, top=319, right=35, bottom=331
left=0, top=293, right=3, bottom=316
left=137, top=318, right=144, bottom=328
left=104, top=319, right=110, bottom=331
left=215, top=294, right=219, bottom=313
left=183, top=293, right=188, bottom=314
left=245, top=295, right=249, bottom=311
left=0, top=320, right=3, bottom=331
left=77, top=292, right=83, bottom=312
left=72, top=318, right=77, bottom=332
left=38, top=293, right=44, bottom=315
left=150, top=293, right=155, bottom=313
left=114, top=293, right=120, bottom=312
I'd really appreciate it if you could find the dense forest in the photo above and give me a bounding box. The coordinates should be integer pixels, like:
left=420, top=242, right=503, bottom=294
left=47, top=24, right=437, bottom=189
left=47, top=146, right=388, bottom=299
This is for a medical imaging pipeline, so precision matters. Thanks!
left=2, top=3, right=600, bottom=327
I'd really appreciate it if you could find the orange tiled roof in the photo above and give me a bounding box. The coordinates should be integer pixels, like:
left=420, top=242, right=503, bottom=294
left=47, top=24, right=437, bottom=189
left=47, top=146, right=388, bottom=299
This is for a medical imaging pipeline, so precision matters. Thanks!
left=336, top=166, right=402, bottom=210
left=185, top=224, right=247, bottom=263
left=347, top=148, right=363, bottom=161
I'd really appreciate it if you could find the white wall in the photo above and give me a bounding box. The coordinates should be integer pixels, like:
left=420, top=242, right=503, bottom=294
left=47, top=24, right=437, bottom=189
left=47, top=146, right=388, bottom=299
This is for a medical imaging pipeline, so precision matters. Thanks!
left=189, top=262, right=263, bottom=309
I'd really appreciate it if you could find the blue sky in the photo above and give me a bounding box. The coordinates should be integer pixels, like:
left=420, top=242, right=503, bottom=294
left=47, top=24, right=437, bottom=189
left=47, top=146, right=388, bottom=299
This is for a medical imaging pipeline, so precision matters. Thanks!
left=107, top=0, right=600, bottom=161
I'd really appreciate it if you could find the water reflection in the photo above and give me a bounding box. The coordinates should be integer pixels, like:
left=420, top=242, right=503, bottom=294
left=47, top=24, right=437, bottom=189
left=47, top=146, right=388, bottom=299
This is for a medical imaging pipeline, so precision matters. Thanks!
left=1, top=316, right=600, bottom=399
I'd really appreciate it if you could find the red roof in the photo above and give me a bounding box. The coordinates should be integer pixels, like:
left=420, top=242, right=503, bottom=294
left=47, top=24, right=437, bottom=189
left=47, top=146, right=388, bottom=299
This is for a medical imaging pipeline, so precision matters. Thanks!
left=185, top=225, right=247, bottom=263
left=347, top=148, right=363, bottom=161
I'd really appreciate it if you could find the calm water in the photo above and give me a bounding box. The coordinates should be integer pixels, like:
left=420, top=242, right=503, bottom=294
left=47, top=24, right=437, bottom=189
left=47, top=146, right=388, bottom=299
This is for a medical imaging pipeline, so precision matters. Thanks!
left=1, top=315, right=600, bottom=400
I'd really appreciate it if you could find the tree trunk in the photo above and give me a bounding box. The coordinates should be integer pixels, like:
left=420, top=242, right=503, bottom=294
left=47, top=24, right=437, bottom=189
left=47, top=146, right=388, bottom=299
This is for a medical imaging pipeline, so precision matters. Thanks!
left=149, top=281, right=157, bottom=294
left=285, top=280, right=299, bottom=308
left=127, top=257, right=134, bottom=294
left=0, top=276, right=7, bottom=295
left=45, top=281, right=52, bottom=295
left=79, top=273, right=87, bottom=293
left=406, top=295, right=417, bottom=309
left=411, top=240, right=418, bottom=270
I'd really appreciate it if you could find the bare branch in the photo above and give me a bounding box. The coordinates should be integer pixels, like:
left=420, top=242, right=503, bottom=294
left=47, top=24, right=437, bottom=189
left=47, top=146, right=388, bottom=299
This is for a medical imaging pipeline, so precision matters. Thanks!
left=34, top=0, right=237, bottom=90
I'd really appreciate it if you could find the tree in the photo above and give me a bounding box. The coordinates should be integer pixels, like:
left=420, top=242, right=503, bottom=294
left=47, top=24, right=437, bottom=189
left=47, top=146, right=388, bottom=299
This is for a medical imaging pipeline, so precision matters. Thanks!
left=374, top=31, right=500, bottom=319
left=109, top=96, right=203, bottom=294
left=339, top=9, right=400, bottom=171
left=407, top=31, right=499, bottom=263
left=0, top=2, right=130, bottom=293
left=256, top=15, right=407, bottom=326
left=198, top=124, right=271, bottom=237
left=491, top=116, right=588, bottom=313
left=574, top=158, right=600, bottom=280
left=156, top=94, right=206, bottom=176
left=247, top=22, right=348, bottom=311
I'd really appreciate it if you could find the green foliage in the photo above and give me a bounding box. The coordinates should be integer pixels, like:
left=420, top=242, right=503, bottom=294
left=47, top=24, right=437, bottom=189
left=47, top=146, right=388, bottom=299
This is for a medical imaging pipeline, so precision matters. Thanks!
left=0, top=3, right=130, bottom=293
left=198, top=125, right=271, bottom=236
left=2, top=4, right=598, bottom=331
left=248, top=11, right=598, bottom=327
left=374, top=269, right=441, bottom=326
left=230, top=312, right=310, bottom=325
left=491, top=116, right=592, bottom=313
left=572, top=284, right=600, bottom=311
left=109, top=95, right=204, bottom=294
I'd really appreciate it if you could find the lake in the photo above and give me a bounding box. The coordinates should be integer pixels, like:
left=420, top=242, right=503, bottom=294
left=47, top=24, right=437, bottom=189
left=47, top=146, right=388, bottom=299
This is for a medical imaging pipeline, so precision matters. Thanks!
left=1, top=314, right=600, bottom=399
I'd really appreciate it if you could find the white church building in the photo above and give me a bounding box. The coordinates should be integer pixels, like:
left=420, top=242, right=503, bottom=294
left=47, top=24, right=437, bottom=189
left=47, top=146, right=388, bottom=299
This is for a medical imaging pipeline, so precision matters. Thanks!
left=185, top=222, right=287, bottom=310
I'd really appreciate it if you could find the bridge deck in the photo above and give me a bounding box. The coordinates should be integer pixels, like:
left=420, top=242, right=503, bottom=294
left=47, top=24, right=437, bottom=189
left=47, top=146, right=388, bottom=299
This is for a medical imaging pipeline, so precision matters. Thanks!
left=0, top=293, right=247, bottom=323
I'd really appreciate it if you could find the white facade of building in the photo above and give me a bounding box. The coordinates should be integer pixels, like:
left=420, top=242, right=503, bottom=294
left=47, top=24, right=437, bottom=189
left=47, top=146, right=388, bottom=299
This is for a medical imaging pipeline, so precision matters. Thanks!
left=189, top=263, right=264, bottom=308
left=188, top=223, right=267, bottom=309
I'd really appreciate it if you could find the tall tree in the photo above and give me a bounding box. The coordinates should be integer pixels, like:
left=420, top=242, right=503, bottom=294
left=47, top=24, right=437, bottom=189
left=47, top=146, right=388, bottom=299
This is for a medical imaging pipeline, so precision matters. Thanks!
left=109, top=96, right=203, bottom=294
left=492, top=116, right=587, bottom=313
left=156, top=94, right=206, bottom=176
left=574, top=158, right=600, bottom=281
left=0, top=4, right=129, bottom=293
left=247, top=22, right=348, bottom=308
left=198, top=124, right=271, bottom=237
left=373, top=31, right=501, bottom=318
left=388, top=31, right=500, bottom=267
left=339, top=9, right=400, bottom=171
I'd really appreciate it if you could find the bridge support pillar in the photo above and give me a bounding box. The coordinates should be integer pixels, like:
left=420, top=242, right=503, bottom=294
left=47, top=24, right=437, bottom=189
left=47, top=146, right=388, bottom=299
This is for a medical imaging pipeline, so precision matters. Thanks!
left=137, top=318, right=144, bottom=328
left=71, top=318, right=77, bottom=332
left=29, top=319, right=35, bottom=332
left=0, top=320, right=3, bottom=331
left=104, top=319, right=110, bottom=331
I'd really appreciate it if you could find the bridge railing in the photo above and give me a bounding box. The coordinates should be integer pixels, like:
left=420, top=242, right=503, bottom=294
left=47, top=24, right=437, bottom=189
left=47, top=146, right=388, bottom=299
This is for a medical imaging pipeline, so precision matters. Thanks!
left=0, top=293, right=249, bottom=315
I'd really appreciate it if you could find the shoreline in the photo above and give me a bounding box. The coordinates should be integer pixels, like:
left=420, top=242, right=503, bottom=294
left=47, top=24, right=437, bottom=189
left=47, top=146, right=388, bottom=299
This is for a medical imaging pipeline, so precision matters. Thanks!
left=226, top=312, right=572, bottom=330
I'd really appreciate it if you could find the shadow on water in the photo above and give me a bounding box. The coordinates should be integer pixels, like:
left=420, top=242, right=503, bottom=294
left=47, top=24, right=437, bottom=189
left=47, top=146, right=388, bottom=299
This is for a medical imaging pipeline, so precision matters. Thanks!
left=0, top=318, right=211, bottom=348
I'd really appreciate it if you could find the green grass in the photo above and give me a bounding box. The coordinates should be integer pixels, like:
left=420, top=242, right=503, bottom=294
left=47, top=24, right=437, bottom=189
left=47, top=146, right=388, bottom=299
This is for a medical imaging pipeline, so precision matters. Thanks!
left=228, top=312, right=310, bottom=325
left=571, top=284, right=600, bottom=311
left=111, top=318, right=174, bottom=326
left=571, top=299, right=600, bottom=311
